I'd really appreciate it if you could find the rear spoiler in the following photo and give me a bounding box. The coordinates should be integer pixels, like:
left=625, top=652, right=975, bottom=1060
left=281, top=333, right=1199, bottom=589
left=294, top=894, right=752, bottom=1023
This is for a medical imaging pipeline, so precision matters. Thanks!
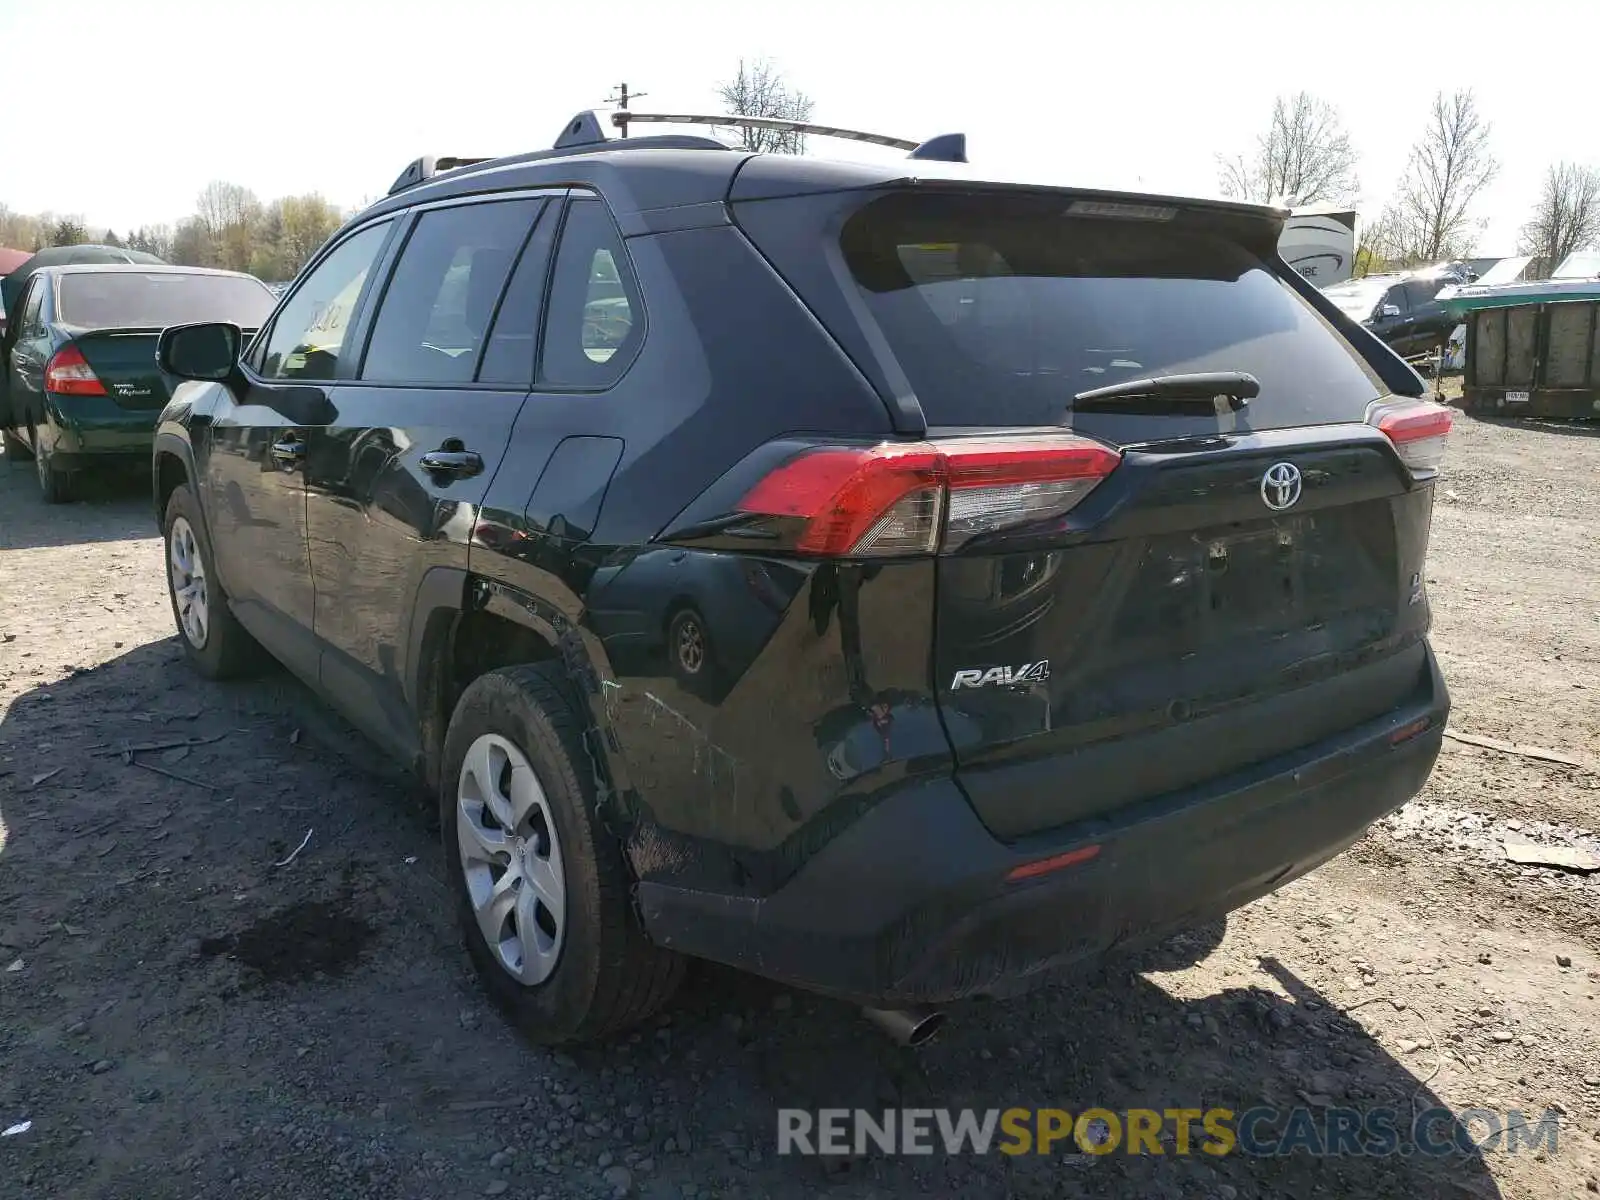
left=58, top=324, right=165, bottom=337
left=59, top=323, right=264, bottom=341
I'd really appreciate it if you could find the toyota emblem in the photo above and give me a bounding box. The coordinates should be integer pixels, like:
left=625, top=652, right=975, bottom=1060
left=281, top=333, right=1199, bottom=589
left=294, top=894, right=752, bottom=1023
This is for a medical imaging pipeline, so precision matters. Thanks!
left=1260, top=462, right=1303, bottom=511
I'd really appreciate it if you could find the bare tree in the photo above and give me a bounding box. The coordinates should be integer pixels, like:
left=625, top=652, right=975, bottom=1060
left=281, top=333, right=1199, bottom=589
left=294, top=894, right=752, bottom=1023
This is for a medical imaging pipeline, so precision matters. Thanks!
left=717, top=58, right=814, bottom=155
left=1518, top=162, right=1600, bottom=276
left=0, top=205, right=46, bottom=251
left=1217, top=92, right=1360, bottom=205
left=1354, top=209, right=1402, bottom=277
left=1379, top=90, right=1499, bottom=264
left=195, top=181, right=260, bottom=240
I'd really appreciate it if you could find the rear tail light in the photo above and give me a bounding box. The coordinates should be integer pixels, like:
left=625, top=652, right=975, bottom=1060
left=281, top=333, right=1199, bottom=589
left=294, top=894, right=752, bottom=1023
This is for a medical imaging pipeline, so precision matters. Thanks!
left=734, top=434, right=1121, bottom=558
left=1368, top=397, right=1451, bottom=479
left=44, top=345, right=107, bottom=396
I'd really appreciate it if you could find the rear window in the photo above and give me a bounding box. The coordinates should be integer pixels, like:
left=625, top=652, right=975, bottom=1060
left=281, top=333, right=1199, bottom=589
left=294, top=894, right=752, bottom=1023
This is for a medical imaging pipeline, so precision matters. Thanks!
left=56, top=272, right=276, bottom=330
left=839, top=193, right=1381, bottom=427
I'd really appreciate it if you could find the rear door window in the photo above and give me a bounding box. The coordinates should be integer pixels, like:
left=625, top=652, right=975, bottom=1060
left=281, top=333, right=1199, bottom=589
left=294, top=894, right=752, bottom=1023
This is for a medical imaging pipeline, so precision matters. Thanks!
left=360, top=198, right=544, bottom=385
left=20, top=278, right=46, bottom=336
left=477, top=207, right=557, bottom=386
left=838, top=192, right=1383, bottom=429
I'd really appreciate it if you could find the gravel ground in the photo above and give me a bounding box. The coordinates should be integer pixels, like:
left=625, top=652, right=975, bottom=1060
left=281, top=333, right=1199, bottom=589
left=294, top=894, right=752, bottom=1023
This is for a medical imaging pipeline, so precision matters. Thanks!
left=2, top=403, right=1599, bottom=1200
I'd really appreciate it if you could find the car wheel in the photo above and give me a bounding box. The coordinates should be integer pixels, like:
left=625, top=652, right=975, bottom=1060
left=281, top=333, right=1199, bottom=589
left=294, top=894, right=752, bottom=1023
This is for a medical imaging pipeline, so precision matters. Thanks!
left=1, top=427, right=32, bottom=463
left=441, top=664, right=684, bottom=1043
left=163, top=484, right=261, bottom=679
left=30, top=422, right=71, bottom=504
left=668, top=606, right=711, bottom=679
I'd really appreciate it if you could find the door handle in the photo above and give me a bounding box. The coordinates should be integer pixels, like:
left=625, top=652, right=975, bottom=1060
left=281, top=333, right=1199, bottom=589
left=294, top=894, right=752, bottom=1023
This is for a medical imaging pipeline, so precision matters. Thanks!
left=420, top=449, right=484, bottom=478
left=271, top=436, right=305, bottom=464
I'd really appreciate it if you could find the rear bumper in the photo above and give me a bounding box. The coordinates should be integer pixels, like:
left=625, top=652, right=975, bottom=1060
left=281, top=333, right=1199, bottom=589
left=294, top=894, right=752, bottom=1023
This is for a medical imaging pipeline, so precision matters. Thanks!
left=638, top=644, right=1448, bottom=1006
left=42, top=393, right=159, bottom=465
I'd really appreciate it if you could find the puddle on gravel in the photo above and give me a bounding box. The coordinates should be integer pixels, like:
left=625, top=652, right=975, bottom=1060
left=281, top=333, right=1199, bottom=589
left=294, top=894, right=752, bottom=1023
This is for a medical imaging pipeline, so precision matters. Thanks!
left=200, top=899, right=374, bottom=985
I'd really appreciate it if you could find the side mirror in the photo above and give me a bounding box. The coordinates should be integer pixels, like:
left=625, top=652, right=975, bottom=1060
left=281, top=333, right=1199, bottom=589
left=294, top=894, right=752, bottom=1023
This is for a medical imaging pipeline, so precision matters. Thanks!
left=157, top=322, right=241, bottom=382
left=1379, top=304, right=1402, bottom=319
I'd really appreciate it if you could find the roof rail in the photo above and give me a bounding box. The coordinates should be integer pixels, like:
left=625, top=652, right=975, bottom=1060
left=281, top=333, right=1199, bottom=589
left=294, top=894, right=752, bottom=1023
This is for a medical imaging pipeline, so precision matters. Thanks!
left=383, top=109, right=968, bottom=199
left=387, top=155, right=495, bottom=196
left=609, top=111, right=968, bottom=161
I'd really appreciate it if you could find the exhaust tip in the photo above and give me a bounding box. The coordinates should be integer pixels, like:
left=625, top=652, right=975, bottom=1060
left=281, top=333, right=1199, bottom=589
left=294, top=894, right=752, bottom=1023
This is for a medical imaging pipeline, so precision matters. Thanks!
left=861, top=1005, right=946, bottom=1047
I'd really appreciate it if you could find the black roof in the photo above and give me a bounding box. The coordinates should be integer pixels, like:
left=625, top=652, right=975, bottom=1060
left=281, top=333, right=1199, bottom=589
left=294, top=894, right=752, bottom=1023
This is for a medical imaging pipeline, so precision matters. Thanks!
left=357, top=145, right=757, bottom=227
left=353, top=144, right=1285, bottom=238
left=349, top=112, right=1285, bottom=238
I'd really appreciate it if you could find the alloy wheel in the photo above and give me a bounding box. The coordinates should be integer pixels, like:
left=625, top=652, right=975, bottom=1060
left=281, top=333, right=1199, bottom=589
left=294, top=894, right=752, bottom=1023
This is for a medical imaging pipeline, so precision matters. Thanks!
left=167, top=516, right=209, bottom=648
left=456, top=733, right=567, bottom=985
left=674, top=614, right=706, bottom=675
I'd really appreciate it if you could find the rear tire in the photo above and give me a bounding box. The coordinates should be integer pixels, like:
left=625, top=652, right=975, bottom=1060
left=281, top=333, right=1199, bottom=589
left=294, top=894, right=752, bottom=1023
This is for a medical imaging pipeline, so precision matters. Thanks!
left=162, top=484, right=260, bottom=679
left=441, top=664, right=684, bottom=1043
left=31, top=422, right=71, bottom=504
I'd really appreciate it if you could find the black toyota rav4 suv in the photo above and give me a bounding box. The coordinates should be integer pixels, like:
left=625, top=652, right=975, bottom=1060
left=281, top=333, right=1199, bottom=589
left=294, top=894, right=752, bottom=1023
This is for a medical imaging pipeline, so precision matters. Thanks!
left=151, top=115, right=1451, bottom=1044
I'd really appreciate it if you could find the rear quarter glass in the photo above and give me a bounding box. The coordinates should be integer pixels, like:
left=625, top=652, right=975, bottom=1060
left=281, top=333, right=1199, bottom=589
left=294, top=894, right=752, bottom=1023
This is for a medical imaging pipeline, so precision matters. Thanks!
left=829, top=191, right=1385, bottom=444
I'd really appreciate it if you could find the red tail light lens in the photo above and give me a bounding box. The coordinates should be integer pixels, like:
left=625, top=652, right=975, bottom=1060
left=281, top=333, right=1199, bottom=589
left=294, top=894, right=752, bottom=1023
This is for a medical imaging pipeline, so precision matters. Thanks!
left=44, top=345, right=107, bottom=396
left=1368, top=397, right=1451, bottom=478
left=735, top=443, right=944, bottom=556
left=734, top=435, right=1121, bottom=558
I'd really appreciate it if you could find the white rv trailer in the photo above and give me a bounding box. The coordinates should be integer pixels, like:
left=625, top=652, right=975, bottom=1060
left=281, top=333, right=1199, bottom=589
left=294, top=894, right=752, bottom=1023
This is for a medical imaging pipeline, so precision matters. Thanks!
left=1278, top=205, right=1357, bottom=286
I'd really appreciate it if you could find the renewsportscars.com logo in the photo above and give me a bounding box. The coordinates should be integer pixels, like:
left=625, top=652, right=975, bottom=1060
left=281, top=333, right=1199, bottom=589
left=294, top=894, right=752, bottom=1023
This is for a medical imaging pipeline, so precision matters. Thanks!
left=776, top=1105, right=1562, bottom=1158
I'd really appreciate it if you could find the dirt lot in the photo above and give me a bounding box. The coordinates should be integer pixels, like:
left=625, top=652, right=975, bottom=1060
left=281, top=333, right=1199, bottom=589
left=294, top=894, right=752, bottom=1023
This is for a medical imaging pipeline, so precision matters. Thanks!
left=2, top=406, right=1599, bottom=1200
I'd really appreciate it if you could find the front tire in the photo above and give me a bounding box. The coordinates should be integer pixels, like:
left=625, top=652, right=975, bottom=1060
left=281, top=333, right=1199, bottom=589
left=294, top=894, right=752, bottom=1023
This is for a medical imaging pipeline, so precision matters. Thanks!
left=162, top=484, right=260, bottom=679
left=441, top=664, right=684, bottom=1043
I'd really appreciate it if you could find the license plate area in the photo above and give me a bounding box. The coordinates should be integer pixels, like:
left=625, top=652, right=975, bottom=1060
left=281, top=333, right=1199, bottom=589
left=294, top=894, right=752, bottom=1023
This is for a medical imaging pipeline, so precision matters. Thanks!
left=1113, top=505, right=1394, bottom=655
left=1199, top=523, right=1307, bottom=632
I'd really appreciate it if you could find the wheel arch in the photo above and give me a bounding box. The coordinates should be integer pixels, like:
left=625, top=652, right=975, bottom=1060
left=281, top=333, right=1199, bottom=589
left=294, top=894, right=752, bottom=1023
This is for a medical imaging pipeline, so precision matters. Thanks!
left=152, top=430, right=201, bottom=532
left=662, top=592, right=702, bottom=633
left=409, top=572, right=630, bottom=808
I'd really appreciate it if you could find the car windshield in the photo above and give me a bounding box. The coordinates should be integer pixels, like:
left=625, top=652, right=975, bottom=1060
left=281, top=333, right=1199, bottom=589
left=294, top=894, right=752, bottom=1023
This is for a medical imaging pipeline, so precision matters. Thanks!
left=1322, top=280, right=1388, bottom=321
left=56, top=271, right=276, bottom=330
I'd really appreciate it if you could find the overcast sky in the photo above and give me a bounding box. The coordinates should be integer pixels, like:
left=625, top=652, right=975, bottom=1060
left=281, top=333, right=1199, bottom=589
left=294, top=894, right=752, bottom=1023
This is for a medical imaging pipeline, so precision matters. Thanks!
left=0, top=0, right=1591, bottom=256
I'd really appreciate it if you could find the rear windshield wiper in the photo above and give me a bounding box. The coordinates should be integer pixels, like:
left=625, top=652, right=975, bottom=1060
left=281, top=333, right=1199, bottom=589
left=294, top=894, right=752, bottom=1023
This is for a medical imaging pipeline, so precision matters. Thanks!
left=1071, top=371, right=1260, bottom=416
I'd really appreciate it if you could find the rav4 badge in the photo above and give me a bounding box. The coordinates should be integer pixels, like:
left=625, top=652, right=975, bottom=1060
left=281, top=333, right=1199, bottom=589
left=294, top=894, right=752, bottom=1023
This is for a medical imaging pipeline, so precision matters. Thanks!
left=949, top=661, right=1051, bottom=690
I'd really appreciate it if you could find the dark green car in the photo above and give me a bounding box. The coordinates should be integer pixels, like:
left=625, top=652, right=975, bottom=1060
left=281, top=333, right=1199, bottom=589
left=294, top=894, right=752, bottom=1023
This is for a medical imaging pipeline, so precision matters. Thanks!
left=0, top=265, right=276, bottom=502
